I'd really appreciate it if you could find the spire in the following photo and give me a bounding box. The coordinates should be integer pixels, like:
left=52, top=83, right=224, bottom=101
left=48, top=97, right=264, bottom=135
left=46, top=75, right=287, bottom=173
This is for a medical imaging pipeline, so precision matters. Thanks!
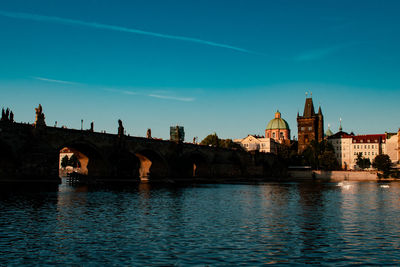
left=318, top=105, right=322, bottom=114
left=303, top=97, right=315, bottom=118
left=339, top=118, right=343, bottom=131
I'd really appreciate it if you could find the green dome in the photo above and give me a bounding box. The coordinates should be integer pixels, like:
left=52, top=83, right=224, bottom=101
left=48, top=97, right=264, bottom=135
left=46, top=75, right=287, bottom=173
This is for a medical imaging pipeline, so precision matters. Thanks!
left=325, top=124, right=333, bottom=137
left=266, top=118, right=290, bottom=130
left=325, top=128, right=334, bottom=137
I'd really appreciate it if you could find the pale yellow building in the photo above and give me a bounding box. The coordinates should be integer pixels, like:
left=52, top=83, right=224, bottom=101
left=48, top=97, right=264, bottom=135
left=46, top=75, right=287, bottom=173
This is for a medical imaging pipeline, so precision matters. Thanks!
left=234, top=135, right=280, bottom=154
left=328, top=130, right=399, bottom=170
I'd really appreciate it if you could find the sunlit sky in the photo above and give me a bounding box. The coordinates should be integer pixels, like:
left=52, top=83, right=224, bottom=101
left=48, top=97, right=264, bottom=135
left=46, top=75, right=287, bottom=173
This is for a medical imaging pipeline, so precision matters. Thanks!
left=0, top=0, right=399, bottom=141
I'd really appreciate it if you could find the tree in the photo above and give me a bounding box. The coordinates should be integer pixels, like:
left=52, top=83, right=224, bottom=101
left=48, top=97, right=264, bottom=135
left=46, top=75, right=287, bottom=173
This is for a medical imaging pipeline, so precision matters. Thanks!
left=356, top=153, right=371, bottom=170
left=61, top=155, right=69, bottom=169
left=373, top=154, right=392, bottom=177
left=219, top=139, right=242, bottom=150
left=68, top=154, right=80, bottom=168
left=301, top=140, right=339, bottom=170
left=318, top=150, right=340, bottom=171
left=200, top=133, right=219, bottom=147
left=200, top=133, right=243, bottom=150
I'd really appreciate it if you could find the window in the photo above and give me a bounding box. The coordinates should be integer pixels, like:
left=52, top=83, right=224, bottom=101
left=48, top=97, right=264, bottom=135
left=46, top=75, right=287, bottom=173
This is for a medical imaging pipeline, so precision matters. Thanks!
left=365, top=145, right=367, bottom=149
left=357, top=145, right=359, bottom=149
left=273, top=132, right=275, bottom=138
left=368, top=145, right=370, bottom=149
left=308, top=127, right=312, bottom=131
left=301, top=127, right=305, bottom=131
left=354, top=145, right=356, bottom=149
left=280, top=132, right=283, bottom=139
left=267, top=133, right=270, bottom=138
left=372, top=152, right=374, bottom=155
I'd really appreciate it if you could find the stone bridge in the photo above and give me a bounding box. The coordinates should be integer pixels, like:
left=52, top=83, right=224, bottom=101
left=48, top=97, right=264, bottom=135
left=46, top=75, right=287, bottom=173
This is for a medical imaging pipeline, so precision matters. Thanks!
left=0, top=121, right=285, bottom=183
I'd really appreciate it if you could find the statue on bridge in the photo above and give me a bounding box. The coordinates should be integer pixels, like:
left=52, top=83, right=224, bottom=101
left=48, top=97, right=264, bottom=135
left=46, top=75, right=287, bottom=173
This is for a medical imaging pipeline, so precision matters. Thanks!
left=146, top=128, right=152, bottom=139
left=34, top=104, right=46, bottom=127
left=1, top=108, right=5, bottom=122
left=1, top=108, right=14, bottom=123
left=118, top=119, right=124, bottom=137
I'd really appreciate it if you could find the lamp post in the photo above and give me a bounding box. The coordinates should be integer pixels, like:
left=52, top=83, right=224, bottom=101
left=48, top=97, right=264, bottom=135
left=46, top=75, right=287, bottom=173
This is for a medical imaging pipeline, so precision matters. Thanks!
left=81, top=119, right=83, bottom=130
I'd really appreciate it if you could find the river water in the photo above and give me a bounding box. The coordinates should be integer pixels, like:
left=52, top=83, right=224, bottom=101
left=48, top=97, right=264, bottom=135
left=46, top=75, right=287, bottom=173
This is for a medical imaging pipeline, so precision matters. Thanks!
left=1, top=180, right=400, bottom=266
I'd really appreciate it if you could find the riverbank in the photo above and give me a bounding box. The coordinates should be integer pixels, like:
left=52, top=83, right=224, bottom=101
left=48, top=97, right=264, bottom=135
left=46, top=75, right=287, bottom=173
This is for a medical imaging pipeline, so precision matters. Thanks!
left=288, top=170, right=399, bottom=181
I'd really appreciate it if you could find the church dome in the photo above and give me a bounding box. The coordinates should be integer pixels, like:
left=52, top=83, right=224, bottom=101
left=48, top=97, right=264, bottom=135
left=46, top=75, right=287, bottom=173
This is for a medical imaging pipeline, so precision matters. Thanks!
left=266, top=111, right=290, bottom=130
left=325, top=126, right=334, bottom=137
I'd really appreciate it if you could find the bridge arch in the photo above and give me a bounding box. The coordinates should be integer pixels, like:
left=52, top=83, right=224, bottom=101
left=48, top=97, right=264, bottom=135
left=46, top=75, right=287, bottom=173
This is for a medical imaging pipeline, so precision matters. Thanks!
left=56, top=140, right=110, bottom=177
left=133, top=148, right=169, bottom=181
left=226, top=152, right=245, bottom=177
left=178, top=151, right=210, bottom=178
left=0, top=139, right=17, bottom=177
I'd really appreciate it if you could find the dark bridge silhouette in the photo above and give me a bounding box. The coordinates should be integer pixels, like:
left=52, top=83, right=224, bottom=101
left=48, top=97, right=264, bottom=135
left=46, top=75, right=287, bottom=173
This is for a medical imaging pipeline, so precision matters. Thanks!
left=0, top=121, right=285, bottom=183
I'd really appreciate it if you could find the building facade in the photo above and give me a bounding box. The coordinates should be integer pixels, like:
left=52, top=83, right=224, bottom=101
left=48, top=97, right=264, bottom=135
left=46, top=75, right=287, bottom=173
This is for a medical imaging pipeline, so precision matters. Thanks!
left=265, top=110, right=290, bottom=144
left=385, top=130, right=399, bottom=166
left=328, top=130, right=400, bottom=170
left=297, top=97, right=324, bottom=153
left=234, top=135, right=280, bottom=154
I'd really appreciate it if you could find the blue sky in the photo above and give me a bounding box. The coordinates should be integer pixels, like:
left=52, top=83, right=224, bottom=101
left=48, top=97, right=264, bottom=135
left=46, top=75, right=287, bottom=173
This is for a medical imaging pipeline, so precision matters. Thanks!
left=0, top=0, right=399, bottom=141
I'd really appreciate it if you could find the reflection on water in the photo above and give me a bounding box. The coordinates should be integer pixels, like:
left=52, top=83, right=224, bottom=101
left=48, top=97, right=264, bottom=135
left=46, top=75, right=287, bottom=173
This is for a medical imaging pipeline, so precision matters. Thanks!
left=1, top=180, right=400, bottom=265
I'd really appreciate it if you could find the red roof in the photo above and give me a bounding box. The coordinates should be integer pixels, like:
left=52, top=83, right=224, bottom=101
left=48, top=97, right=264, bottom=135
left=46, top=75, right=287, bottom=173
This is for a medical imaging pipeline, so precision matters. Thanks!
left=328, top=132, right=386, bottom=143
left=328, top=131, right=354, bottom=139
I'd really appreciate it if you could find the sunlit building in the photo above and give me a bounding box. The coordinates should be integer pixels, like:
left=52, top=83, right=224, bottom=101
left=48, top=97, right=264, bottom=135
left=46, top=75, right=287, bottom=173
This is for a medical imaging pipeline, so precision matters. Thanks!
left=234, top=135, right=279, bottom=154
left=328, top=129, right=399, bottom=170
left=265, top=110, right=291, bottom=144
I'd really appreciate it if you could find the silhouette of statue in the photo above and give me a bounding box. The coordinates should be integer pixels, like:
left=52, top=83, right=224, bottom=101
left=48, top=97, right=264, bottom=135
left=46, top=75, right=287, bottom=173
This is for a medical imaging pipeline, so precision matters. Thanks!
left=146, top=128, right=152, bottom=139
left=5, top=108, right=9, bottom=120
left=118, top=119, right=124, bottom=137
left=9, top=111, right=14, bottom=123
left=1, top=108, right=5, bottom=121
left=90, top=121, right=94, bottom=132
left=34, top=104, right=46, bottom=126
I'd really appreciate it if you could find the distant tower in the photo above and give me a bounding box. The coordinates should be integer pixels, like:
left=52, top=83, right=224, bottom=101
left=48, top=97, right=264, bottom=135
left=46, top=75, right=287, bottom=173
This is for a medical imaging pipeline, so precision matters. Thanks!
left=297, top=95, right=324, bottom=153
left=170, top=125, right=185, bottom=143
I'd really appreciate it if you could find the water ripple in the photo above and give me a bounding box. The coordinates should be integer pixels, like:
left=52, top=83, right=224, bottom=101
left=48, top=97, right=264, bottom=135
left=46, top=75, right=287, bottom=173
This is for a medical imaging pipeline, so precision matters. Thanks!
left=1, top=181, right=400, bottom=265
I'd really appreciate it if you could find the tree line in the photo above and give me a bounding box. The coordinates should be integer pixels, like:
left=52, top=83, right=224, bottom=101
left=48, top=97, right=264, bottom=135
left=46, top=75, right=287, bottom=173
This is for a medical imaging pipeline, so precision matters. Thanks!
left=200, top=133, right=398, bottom=177
left=60, top=154, right=80, bottom=169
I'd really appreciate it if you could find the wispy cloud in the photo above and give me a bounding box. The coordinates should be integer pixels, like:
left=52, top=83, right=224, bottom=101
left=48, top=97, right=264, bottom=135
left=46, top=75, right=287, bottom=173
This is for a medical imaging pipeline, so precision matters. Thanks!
left=104, top=88, right=138, bottom=95
left=105, top=88, right=194, bottom=102
left=32, top=76, right=80, bottom=85
left=294, top=43, right=356, bottom=61
left=0, top=10, right=255, bottom=54
left=148, top=94, right=194, bottom=102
